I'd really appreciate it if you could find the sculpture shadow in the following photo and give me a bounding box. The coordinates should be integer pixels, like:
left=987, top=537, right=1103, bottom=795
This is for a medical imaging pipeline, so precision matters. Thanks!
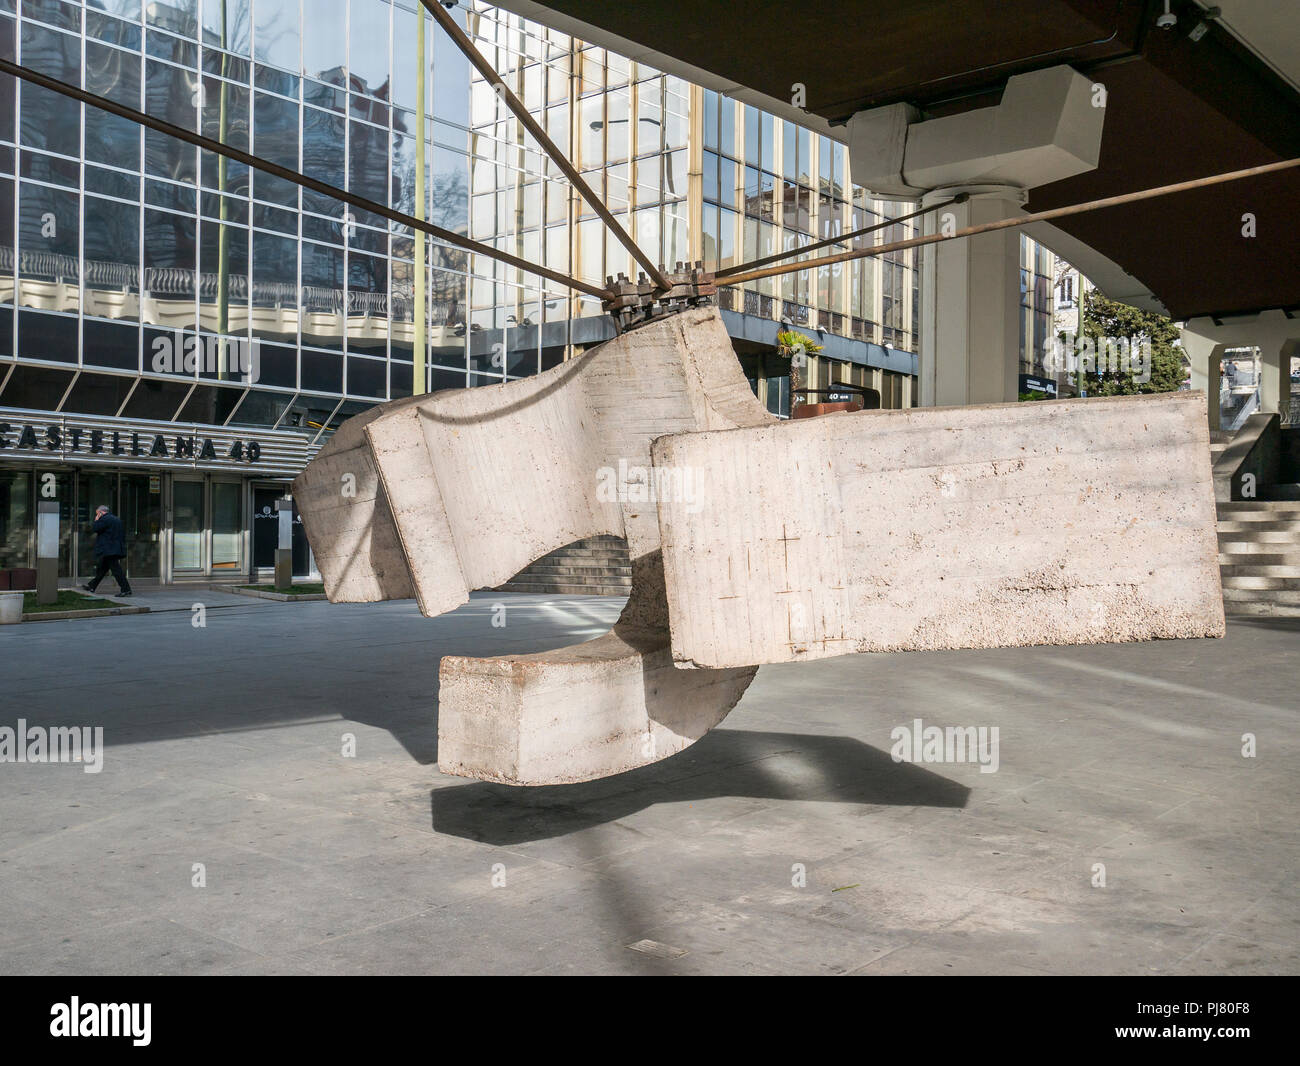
left=430, top=728, right=970, bottom=845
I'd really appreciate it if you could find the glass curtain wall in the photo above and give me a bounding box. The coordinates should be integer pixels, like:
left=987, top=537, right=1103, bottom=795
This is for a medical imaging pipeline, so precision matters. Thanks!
left=0, top=1, right=919, bottom=442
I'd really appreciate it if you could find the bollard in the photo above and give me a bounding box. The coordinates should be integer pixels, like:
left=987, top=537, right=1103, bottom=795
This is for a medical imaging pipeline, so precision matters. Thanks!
left=273, top=497, right=293, bottom=590
left=36, top=500, right=59, bottom=606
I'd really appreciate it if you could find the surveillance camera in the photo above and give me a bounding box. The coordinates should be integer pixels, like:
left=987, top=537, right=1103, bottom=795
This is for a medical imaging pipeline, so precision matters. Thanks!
left=1156, top=1, right=1177, bottom=29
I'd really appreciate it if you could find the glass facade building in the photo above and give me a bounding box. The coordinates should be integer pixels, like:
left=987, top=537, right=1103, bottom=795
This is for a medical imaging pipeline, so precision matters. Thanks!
left=1018, top=232, right=1062, bottom=398
left=0, top=0, right=920, bottom=584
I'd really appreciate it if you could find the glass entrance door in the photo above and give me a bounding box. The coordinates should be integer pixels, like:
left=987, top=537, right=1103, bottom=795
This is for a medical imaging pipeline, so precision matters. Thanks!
left=77, top=472, right=118, bottom=580
left=120, top=473, right=162, bottom=580
left=172, top=479, right=205, bottom=572
left=210, top=480, right=243, bottom=574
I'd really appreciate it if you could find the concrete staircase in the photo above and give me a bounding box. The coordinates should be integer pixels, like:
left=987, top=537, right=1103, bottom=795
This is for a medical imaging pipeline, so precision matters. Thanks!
left=498, top=535, right=632, bottom=596
left=1217, top=500, right=1300, bottom=615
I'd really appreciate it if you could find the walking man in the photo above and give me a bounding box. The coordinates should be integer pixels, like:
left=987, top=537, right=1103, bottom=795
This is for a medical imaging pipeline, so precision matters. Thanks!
left=83, top=504, right=133, bottom=596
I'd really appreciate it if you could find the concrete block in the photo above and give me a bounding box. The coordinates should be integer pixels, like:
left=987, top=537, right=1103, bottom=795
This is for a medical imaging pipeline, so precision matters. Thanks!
left=654, top=391, right=1224, bottom=669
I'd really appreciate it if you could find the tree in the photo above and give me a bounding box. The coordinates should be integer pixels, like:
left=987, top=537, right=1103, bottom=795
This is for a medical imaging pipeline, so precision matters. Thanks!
left=1071, top=287, right=1185, bottom=396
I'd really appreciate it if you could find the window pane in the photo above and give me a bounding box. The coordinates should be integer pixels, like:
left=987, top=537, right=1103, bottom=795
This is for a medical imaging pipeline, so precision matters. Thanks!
left=349, top=0, right=390, bottom=98
left=254, top=0, right=299, bottom=71
left=172, top=479, right=203, bottom=570
left=303, top=0, right=346, bottom=85
left=201, top=0, right=250, bottom=55
left=211, top=480, right=241, bottom=569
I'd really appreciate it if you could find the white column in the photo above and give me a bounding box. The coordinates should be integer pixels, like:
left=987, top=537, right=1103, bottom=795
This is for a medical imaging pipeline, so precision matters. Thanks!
left=1258, top=336, right=1296, bottom=418
left=919, top=186, right=1024, bottom=408
left=1180, top=327, right=1224, bottom=431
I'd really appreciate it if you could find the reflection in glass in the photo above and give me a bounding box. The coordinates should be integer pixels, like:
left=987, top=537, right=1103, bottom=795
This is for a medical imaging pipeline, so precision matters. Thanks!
left=84, top=196, right=140, bottom=323
left=211, top=480, right=241, bottom=569
left=18, top=181, right=79, bottom=313
left=144, top=209, right=197, bottom=330
left=172, top=479, right=204, bottom=570
left=349, top=0, right=391, bottom=99
left=0, top=470, right=31, bottom=570
left=301, top=242, right=344, bottom=351
left=201, top=0, right=251, bottom=56
left=303, top=0, right=347, bottom=86
left=254, top=0, right=300, bottom=71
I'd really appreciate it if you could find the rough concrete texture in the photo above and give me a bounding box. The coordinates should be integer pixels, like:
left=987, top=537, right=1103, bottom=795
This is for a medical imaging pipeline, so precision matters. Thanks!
left=293, top=307, right=771, bottom=784
left=291, top=397, right=419, bottom=603
left=655, top=391, right=1225, bottom=669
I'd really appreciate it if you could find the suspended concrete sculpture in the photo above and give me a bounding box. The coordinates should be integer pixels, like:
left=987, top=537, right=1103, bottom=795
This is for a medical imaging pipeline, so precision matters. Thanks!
left=292, top=307, right=1224, bottom=785
left=294, top=307, right=773, bottom=784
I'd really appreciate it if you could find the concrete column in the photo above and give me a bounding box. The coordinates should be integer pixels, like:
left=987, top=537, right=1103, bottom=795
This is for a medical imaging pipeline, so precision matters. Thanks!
left=919, top=185, right=1025, bottom=408
left=1180, top=328, right=1224, bottom=431
left=1258, top=336, right=1297, bottom=418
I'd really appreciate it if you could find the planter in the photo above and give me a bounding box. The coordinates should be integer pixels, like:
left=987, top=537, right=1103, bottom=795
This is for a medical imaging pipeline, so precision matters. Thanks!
left=0, top=591, right=24, bottom=625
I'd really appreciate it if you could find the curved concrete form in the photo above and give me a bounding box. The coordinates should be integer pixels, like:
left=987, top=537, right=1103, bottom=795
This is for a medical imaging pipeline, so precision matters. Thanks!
left=293, top=306, right=771, bottom=784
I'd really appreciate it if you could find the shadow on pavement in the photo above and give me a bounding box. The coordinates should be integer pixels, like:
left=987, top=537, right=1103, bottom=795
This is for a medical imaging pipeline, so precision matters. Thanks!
left=430, top=728, right=969, bottom=844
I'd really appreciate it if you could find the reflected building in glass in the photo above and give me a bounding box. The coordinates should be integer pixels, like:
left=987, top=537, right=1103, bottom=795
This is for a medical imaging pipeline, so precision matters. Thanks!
left=0, top=0, right=921, bottom=585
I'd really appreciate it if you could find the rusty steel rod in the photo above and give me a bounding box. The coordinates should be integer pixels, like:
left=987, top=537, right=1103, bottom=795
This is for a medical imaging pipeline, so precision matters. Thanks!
left=714, top=195, right=963, bottom=278
left=419, top=0, right=671, bottom=292
left=0, top=57, right=612, bottom=300
left=716, top=157, right=1300, bottom=287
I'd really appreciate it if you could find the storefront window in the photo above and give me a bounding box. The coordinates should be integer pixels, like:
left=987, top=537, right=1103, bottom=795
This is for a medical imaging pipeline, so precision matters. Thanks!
left=172, top=478, right=204, bottom=570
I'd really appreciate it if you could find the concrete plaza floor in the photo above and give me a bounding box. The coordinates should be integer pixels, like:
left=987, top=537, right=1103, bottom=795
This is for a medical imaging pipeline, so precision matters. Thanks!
left=0, top=593, right=1295, bottom=975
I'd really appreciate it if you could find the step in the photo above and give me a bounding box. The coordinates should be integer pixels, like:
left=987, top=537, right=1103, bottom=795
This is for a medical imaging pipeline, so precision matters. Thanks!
left=1216, top=501, right=1300, bottom=513
left=534, top=551, right=631, bottom=565
left=1222, top=601, right=1300, bottom=617
left=1219, top=538, right=1300, bottom=552
left=1218, top=553, right=1300, bottom=567
left=498, top=581, right=630, bottom=597
left=1221, top=588, right=1300, bottom=605
left=1217, top=529, right=1300, bottom=545
left=1220, top=575, right=1300, bottom=590
left=1220, top=563, right=1300, bottom=579
left=524, top=564, right=632, bottom=578
left=503, top=572, right=631, bottom=586
left=1216, top=520, right=1300, bottom=533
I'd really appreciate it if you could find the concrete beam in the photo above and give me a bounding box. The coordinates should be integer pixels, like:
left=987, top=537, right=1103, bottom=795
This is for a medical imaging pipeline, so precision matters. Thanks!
left=849, top=66, right=1104, bottom=200
left=654, top=391, right=1224, bottom=669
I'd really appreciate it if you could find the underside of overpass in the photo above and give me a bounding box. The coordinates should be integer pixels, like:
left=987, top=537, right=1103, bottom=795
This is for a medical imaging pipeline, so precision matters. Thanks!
left=487, top=0, right=1298, bottom=422
left=490, top=0, right=1299, bottom=324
